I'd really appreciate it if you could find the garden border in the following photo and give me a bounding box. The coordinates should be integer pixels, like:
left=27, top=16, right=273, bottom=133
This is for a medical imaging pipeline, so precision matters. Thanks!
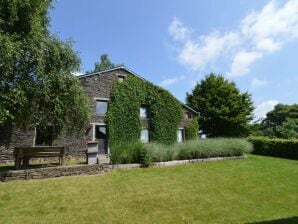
left=1, top=155, right=246, bottom=182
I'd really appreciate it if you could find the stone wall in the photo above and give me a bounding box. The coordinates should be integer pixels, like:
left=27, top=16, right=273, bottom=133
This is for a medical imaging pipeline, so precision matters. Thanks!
left=1, top=164, right=110, bottom=181
left=0, top=124, right=35, bottom=163
left=0, top=68, right=198, bottom=162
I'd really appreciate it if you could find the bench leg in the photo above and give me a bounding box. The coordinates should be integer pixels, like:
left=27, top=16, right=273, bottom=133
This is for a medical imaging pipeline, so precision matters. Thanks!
left=15, top=157, right=21, bottom=170
left=22, top=157, right=29, bottom=169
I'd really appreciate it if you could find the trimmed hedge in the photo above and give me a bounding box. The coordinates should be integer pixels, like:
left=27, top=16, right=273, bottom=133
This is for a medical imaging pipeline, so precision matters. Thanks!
left=248, top=136, right=298, bottom=160
left=110, top=138, right=252, bottom=165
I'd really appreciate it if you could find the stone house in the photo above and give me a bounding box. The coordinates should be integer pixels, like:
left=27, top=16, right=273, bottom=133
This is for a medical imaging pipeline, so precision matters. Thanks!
left=0, top=66, right=198, bottom=163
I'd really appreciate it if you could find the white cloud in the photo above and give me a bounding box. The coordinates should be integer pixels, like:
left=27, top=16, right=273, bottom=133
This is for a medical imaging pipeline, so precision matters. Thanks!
left=254, top=100, right=279, bottom=120
left=251, top=77, right=268, bottom=88
left=178, top=31, right=240, bottom=70
left=160, top=75, right=185, bottom=87
left=168, top=17, right=191, bottom=41
left=169, top=0, right=298, bottom=77
left=229, top=51, right=262, bottom=77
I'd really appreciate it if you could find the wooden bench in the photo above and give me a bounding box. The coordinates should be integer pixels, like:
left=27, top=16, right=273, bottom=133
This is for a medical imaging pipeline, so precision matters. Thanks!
left=13, top=146, right=66, bottom=170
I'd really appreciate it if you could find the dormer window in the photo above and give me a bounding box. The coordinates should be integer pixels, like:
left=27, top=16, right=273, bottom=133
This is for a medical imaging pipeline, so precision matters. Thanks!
left=118, top=75, right=126, bottom=82
left=140, top=106, right=148, bottom=118
left=185, top=112, right=192, bottom=119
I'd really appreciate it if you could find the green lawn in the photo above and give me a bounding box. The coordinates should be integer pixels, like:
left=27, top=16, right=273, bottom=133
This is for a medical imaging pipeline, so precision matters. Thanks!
left=0, top=155, right=297, bottom=224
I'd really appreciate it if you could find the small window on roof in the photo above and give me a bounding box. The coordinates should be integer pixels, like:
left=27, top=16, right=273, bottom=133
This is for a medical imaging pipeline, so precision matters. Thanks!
left=118, top=75, right=125, bottom=82
left=185, top=112, right=192, bottom=119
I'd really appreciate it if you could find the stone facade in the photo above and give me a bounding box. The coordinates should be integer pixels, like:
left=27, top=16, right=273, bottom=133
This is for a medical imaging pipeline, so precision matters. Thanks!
left=0, top=67, right=198, bottom=163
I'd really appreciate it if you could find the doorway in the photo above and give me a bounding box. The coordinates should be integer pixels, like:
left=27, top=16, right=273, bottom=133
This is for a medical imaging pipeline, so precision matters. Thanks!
left=94, top=125, right=107, bottom=154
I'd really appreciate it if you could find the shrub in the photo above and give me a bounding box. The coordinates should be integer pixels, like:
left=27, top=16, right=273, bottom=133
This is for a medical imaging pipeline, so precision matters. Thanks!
left=110, top=141, right=143, bottom=164
left=110, top=138, right=252, bottom=165
left=176, top=138, right=252, bottom=160
left=185, top=117, right=199, bottom=141
left=248, top=136, right=298, bottom=159
left=141, top=143, right=178, bottom=165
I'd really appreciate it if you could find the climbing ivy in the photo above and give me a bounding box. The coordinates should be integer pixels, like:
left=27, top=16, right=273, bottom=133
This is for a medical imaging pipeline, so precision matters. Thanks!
left=106, top=76, right=183, bottom=145
left=185, top=117, right=199, bottom=140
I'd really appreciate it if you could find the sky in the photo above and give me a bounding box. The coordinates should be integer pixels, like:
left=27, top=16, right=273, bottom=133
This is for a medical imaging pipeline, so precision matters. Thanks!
left=49, top=0, right=298, bottom=120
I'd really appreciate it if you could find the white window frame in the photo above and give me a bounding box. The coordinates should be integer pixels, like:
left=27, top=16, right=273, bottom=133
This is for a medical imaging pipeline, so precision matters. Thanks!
left=95, top=98, right=109, bottom=116
left=140, top=106, right=148, bottom=119
left=140, top=129, right=149, bottom=143
left=91, top=122, right=110, bottom=154
left=177, top=128, right=184, bottom=143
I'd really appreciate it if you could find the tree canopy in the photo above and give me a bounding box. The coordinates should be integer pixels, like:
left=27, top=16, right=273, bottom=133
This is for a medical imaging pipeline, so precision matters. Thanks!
left=186, top=73, right=254, bottom=137
left=0, top=0, right=90, bottom=134
left=92, top=54, right=122, bottom=73
left=261, top=104, right=298, bottom=139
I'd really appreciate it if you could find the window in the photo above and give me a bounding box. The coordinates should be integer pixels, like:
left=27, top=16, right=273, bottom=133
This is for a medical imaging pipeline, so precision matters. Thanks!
left=185, top=112, right=192, bottom=119
left=140, top=106, right=148, bottom=118
left=140, top=129, right=149, bottom=143
left=177, top=129, right=184, bottom=143
left=118, top=75, right=125, bottom=82
left=35, top=126, right=54, bottom=146
left=95, top=125, right=107, bottom=139
left=96, top=100, right=108, bottom=115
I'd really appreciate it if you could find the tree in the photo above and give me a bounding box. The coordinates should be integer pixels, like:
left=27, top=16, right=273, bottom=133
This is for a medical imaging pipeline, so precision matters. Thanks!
left=92, top=54, right=122, bottom=72
left=261, top=104, right=298, bottom=138
left=0, top=0, right=90, bottom=134
left=186, top=73, right=254, bottom=137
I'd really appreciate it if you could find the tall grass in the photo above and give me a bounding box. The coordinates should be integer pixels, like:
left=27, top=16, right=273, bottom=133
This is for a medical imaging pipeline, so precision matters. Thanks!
left=110, top=141, right=142, bottom=164
left=110, top=138, right=253, bottom=165
left=176, top=138, right=253, bottom=160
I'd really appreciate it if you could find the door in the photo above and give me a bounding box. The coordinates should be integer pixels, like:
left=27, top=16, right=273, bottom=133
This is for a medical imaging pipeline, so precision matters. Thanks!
left=95, top=125, right=107, bottom=154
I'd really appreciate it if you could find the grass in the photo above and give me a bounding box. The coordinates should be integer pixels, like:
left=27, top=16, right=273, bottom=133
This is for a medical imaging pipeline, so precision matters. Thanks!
left=0, top=155, right=297, bottom=224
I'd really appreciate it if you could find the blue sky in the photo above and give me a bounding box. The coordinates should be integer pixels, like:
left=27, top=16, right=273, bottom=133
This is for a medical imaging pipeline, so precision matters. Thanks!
left=50, top=0, right=298, bottom=120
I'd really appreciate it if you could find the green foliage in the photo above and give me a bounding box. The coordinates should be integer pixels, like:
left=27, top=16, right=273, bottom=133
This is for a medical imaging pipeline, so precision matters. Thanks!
left=185, top=117, right=199, bottom=140
left=110, top=141, right=142, bottom=164
left=110, top=138, right=252, bottom=165
left=106, top=76, right=183, bottom=145
left=92, top=54, right=122, bottom=72
left=186, top=73, right=254, bottom=137
left=0, top=0, right=90, bottom=134
left=176, top=138, right=252, bottom=160
left=248, top=136, right=298, bottom=159
left=261, top=104, right=298, bottom=139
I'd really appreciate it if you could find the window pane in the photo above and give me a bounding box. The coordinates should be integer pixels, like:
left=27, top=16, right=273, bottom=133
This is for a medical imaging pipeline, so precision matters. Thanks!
left=118, top=76, right=125, bottom=82
left=140, top=129, right=149, bottom=143
left=95, top=126, right=107, bottom=139
left=35, top=126, right=54, bottom=146
left=96, top=101, right=108, bottom=115
left=140, top=107, right=148, bottom=118
left=177, top=129, right=183, bottom=143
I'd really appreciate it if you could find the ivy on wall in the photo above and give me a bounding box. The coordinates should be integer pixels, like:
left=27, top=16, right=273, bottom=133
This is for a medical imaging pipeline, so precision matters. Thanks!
left=106, top=76, right=183, bottom=145
left=185, top=117, right=199, bottom=140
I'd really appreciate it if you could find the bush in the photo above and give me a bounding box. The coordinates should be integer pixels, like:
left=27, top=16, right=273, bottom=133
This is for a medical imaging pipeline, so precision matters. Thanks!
left=110, top=141, right=143, bottom=164
left=110, top=138, right=252, bottom=165
left=248, top=136, right=298, bottom=159
left=176, top=138, right=252, bottom=160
